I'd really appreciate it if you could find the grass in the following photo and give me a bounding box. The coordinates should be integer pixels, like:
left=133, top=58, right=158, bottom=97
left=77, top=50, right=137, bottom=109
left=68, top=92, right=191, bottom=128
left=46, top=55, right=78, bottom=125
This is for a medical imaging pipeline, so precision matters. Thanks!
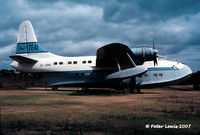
left=0, top=86, right=200, bottom=135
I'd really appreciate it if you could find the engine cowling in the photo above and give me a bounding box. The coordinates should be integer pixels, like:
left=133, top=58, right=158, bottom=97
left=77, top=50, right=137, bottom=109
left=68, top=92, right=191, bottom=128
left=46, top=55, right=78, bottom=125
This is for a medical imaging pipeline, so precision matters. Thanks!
left=131, top=47, right=158, bottom=65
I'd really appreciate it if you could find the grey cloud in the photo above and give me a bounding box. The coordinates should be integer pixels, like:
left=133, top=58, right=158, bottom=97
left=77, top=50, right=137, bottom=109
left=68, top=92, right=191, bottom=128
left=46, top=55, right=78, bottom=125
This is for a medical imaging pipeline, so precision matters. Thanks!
left=103, top=0, right=200, bottom=23
left=0, top=44, right=15, bottom=69
left=166, top=45, right=200, bottom=71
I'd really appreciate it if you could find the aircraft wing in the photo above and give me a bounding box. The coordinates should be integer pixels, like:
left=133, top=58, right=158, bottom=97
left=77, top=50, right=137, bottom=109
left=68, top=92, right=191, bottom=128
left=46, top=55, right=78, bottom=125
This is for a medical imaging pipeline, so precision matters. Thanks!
left=105, top=66, right=146, bottom=79
left=96, top=43, right=147, bottom=79
left=9, top=55, right=38, bottom=64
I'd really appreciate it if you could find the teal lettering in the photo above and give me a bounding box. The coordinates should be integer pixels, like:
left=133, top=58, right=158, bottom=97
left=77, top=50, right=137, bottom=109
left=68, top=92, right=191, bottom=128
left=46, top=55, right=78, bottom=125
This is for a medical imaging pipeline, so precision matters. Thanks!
left=34, top=44, right=39, bottom=50
left=28, top=45, right=33, bottom=51
left=27, top=44, right=39, bottom=51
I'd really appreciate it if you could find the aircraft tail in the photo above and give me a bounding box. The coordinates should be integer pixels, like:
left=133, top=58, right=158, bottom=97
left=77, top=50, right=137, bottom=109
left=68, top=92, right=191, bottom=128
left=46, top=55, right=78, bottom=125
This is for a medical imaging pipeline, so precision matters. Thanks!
left=16, top=20, right=48, bottom=54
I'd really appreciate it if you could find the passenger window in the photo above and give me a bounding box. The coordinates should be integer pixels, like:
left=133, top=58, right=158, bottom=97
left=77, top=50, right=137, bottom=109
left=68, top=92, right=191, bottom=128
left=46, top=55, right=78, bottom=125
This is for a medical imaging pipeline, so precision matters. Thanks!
left=59, top=62, right=63, bottom=65
left=82, top=61, right=86, bottom=64
left=159, top=73, right=163, bottom=77
left=75, top=73, right=79, bottom=76
left=45, top=64, right=51, bottom=66
left=73, top=61, right=77, bottom=64
left=143, top=74, right=148, bottom=77
left=153, top=74, right=157, bottom=77
left=54, top=62, right=57, bottom=65
left=88, top=60, right=92, bottom=63
left=81, top=73, right=84, bottom=76
left=68, top=61, right=72, bottom=64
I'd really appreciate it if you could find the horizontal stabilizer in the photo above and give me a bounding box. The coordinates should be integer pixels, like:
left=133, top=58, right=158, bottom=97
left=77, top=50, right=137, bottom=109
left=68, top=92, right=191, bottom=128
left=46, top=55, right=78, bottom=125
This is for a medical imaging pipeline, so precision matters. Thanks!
left=106, top=66, right=147, bottom=80
left=9, top=55, right=37, bottom=64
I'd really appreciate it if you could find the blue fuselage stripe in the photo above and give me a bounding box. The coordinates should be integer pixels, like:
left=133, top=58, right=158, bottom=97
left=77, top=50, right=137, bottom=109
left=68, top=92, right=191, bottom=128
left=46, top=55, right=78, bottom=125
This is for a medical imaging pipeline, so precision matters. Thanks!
left=147, top=67, right=176, bottom=71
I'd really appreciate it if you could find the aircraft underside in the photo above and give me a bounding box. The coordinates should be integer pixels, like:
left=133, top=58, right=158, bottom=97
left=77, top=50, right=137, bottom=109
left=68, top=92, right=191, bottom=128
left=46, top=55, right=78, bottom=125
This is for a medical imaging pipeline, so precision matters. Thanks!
left=43, top=65, right=192, bottom=91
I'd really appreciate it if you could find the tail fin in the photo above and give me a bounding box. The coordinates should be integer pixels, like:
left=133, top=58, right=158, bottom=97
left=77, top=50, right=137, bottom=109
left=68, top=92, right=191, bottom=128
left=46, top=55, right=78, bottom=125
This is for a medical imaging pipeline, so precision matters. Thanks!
left=16, top=20, right=48, bottom=54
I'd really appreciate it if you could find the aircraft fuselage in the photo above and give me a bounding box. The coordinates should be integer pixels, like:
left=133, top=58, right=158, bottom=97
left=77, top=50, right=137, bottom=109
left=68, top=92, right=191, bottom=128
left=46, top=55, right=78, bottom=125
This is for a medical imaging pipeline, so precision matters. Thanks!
left=10, top=52, right=192, bottom=88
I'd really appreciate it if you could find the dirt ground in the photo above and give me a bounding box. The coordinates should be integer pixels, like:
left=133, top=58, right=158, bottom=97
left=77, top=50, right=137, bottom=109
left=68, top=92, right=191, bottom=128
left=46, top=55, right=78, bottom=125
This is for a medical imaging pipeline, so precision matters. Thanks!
left=0, top=85, right=200, bottom=135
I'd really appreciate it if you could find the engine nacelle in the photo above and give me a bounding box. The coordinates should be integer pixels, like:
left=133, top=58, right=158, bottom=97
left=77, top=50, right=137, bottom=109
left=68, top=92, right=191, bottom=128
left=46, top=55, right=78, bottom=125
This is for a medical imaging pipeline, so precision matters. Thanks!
left=131, top=47, right=158, bottom=65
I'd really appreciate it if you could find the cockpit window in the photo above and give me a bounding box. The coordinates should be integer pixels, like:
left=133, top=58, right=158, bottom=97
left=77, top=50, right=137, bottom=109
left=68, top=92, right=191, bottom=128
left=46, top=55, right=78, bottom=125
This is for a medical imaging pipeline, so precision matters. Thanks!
left=173, top=65, right=178, bottom=70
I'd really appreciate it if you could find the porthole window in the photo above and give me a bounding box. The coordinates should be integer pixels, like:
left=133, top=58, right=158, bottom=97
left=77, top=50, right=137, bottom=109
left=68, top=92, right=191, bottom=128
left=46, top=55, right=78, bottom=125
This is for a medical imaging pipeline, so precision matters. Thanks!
left=59, top=62, right=63, bottom=65
left=153, top=74, right=157, bottom=77
left=82, top=61, right=86, bottom=64
left=73, top=61, right=77, bottom=64
left=88, top=60, right=92, bottom=63
left=54, top=62, right=57, bottom=65
left=143, top=74, right=148, bottom=77
left=68, top=61, right=72, bottom=64
left=159, top=73, right=163, bottom=77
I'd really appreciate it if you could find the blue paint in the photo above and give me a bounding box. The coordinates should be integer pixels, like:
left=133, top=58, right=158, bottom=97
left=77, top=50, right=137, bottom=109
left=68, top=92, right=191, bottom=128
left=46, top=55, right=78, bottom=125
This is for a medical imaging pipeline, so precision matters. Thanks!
left=148, top=67, right=176, bottom=71
left=60, top=70, right=93, bottom=73
left=43, top=70, right=114, bottom=86
left=16, top=42, right=48, bottom=54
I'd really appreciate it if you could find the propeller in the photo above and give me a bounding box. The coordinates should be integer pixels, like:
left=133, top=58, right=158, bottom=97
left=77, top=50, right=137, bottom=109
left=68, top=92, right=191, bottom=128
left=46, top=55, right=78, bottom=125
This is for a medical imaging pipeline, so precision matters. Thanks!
left=152, top=40, right=158, bottom=66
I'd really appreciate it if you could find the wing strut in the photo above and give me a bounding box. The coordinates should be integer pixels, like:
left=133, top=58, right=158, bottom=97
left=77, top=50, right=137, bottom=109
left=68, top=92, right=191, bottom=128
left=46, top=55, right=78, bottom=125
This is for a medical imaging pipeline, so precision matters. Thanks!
left=115, top=57, right=121, bottom=71
left=127, top=53, right=136, bottom=67
left=106, top=55, right=147, bottom=80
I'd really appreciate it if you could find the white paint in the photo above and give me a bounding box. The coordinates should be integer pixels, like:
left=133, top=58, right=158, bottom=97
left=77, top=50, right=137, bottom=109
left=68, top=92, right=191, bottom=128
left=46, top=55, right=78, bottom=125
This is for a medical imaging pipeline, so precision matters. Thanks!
left=11, top=52, right=96, bottom=72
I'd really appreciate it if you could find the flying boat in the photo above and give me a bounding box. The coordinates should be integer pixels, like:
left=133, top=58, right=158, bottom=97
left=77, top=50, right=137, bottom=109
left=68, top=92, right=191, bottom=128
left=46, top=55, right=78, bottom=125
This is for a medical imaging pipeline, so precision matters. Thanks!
left=10, top=20, right=192, bottom=93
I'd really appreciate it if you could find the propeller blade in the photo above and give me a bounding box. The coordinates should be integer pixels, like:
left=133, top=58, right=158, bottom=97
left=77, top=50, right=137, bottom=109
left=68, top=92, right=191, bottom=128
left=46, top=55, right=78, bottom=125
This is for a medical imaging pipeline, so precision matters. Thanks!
left=152, top=40, right=158, bottom=66
left=153, top=40, right=155, bottom=49
left=153, top=53, right=158, bottom=66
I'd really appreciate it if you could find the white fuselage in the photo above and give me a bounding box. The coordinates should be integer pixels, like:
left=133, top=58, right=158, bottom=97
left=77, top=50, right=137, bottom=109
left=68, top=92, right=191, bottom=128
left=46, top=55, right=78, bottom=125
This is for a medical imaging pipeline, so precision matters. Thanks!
left=11, top=52, right=96, bottom=72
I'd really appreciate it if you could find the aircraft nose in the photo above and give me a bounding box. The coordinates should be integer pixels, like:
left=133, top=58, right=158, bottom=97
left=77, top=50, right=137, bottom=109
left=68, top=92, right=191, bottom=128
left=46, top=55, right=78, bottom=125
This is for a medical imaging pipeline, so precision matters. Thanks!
left=180, top=64, right=192, bottom=81
left=183, top=64, right=192, bottom=75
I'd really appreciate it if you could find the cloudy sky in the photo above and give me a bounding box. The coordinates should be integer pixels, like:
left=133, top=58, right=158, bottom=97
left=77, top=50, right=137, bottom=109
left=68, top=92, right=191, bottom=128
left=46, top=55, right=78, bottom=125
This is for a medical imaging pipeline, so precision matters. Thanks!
left=1, top=0, right=200, bottom=72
